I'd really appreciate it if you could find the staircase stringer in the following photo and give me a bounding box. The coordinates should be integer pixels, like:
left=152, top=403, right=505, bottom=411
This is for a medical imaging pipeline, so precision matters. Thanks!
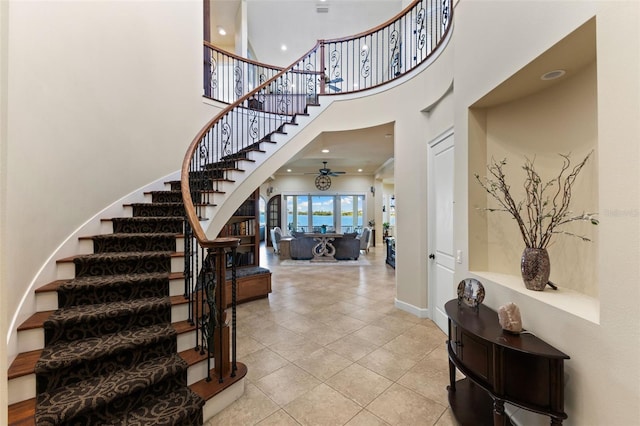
left=201, top=98, right=335, bottom=239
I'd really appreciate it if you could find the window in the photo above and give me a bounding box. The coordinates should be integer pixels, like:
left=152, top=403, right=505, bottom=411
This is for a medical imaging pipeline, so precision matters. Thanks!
left=285, top=194, right=365, bottom=233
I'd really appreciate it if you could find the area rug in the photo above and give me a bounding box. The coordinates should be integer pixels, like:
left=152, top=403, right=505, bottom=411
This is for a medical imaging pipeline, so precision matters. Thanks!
left=279, top=258, right=370, bottom=266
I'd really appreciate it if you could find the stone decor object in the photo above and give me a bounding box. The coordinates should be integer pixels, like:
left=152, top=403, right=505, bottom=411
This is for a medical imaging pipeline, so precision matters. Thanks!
left=498, top=302, right=523, bottom=334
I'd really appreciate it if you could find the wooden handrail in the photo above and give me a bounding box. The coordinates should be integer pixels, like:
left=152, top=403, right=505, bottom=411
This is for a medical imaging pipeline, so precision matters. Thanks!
left=187, top=0, right=453, bottom=246
left=182, top=40, right=323, bottom=246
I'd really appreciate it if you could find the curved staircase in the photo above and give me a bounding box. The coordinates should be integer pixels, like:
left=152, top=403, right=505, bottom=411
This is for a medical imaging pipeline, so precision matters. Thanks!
left=7, top=182, right=245, bottom=425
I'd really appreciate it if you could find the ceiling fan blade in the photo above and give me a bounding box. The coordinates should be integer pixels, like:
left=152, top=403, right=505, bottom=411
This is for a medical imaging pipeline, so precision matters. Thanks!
left=327, top=84, right=342, bottom=92
left=328, top=77, right=344, bottom=83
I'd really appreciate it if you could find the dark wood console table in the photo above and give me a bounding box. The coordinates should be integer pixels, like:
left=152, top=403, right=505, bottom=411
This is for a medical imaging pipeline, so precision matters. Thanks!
left=445, top=300, right=569, bottom=425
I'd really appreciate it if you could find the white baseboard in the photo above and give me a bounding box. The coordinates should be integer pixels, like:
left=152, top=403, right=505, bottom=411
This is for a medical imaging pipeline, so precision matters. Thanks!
left=394, top=298, right=430, bottom=318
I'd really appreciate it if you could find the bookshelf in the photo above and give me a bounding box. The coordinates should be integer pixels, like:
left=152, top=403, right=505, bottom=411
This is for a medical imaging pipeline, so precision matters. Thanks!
left=219, top=189, right=260, bottom=268
left=218, top=188, right=271, bottom=304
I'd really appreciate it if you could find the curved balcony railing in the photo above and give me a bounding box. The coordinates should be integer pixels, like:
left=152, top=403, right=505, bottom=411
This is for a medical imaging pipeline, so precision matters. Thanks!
left=204, top=0, right=451, bottom=102
left=182, top=0, right=452, bottom=384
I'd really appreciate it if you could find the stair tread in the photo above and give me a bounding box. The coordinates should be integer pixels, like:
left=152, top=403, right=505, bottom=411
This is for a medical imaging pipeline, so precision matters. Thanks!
left=173, top=319, right=196, bottom=335
left=36, top=272, right=180, bottom=294
left=11, top=320, right=195, bottom=379
left=179, top=347, right=208, bottom=367
left=8, top=398, right=36, bottom=426
left=190, top=362, right=247, bottom=401
left=9, top=350, right=42, bottom=379
left=18, top=311, right=54, bottom=331
left=45, top=296, right=171, bottom=326
left=127, top=202, right=185, bottom=206
left=57, top=251, right=175, bottom=263
left=36, top=323, right=177, bottom=373
left=36, top=353, right=188, bottom=423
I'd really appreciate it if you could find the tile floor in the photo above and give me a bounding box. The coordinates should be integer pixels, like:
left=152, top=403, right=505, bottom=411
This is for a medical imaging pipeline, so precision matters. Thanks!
left=205, top=244, right=457, bottom=426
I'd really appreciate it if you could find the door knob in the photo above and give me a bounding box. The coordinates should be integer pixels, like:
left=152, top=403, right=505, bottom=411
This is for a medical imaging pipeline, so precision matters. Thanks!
left=429, top=253, right=435, bottom=259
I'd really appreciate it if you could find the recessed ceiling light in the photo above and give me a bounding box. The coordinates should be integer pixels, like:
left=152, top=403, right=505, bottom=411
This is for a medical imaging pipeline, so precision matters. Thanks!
left=361, top=45, right=368, bottom=51
left=385, top=133, right=392, bottom=138
left=540, top=69, right=566, bottom=80
left=281, top=44, right=287, bottom=51
left=217, top=26, right=227, bottom=36
left=353, top=83, right=359, bottom=89
left=321, top=149, right=330, bottom=153
left=286, top=169, right=292, bottom=172
left=358, top=168, right=363, bottom=172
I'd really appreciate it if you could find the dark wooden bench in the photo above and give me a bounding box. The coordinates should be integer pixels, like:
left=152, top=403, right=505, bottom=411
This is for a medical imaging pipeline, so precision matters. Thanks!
left=224, top=266, right=272, bottom=306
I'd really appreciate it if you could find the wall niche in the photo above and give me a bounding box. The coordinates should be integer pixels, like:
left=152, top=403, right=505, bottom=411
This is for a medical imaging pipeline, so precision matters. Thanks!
left=468, top=18, right=599, bottom=301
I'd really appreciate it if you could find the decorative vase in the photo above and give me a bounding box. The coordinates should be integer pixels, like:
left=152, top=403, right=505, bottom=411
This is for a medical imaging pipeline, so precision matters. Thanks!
left=520, top=248, right=550, bottom=291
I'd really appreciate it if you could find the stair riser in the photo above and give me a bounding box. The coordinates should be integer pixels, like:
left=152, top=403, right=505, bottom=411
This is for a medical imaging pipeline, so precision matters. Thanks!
left=177, top=329, right=197, bottom=353
left=36, top=278, right=180, bottom=311
left=56, top=256, right=184, bottom=280
left=110, top=218, right=184, bottom=234
left=18, top=328, right=43, bottom=354
left=146, top=192, right=184, bottom=204
left=127, top=204, right=185, bottom=218
left=186, top=358, right=209, bottom=386
left=75, top=255, right=174, bottom=277
left=8, top=373, right=35, bottom=405
left=202, top=378, right=245, bottom=422
left=44, top=305, right=172, bottom=346
left=87, top=236, right=184, bottom=253
left=172, top=302, right=189, bottom=324
left=92, top=236, right=176, bottom=253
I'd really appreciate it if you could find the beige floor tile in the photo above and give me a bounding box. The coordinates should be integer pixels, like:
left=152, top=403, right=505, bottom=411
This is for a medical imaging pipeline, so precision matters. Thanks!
left=300, top=323, right=350, bottom=346
left=382, top=334, right=431, bottom=362
left=294, top=347, right=353, bottom=381
left=255, top=363, right=322, bottom=406
left=356, top=347, right=417, bottom=381
left=367, top=383, right=447, bottom=426
left=269, top=338, right=324, bottom=362
left=344, top=410, right=390, bottom=426
left=256, top=409, right=301, bottom=426
left=397, top=357, right=450, bottom=406
left=351, top=324, right=401, bottom=346
left=204, top=383, right=279, bottom=426
left=284, top=383, right=361, bottom=426
left=369, top=315, right=414, bottom=335
left=344, top=307, right=386, bottom=323
left=323, top=313, right=368, bottom=334
left=434, top=408, right=457, bottom=426
left=326, top=334, right=379, bottom=362
left=248, top=323, right=305, bottom=346
left=236, top=334, right=266, bottom=358
left=242, top=347, right=290, bottom=382
left=325, top=363, right=393, bottom=407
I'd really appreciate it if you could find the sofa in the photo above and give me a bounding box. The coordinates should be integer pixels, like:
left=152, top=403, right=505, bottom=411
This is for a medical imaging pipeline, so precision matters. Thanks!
left=289, top=233, right=360, bottom=260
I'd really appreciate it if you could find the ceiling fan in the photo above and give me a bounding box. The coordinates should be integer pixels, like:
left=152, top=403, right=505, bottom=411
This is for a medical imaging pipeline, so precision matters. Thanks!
left=306, top=161, right=346, bottom=177
left=306, top=161, right=345, bottom=190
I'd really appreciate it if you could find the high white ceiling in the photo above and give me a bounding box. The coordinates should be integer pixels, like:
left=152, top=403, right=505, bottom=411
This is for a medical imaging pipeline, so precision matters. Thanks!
left=208, top=0, right=402, bottom=181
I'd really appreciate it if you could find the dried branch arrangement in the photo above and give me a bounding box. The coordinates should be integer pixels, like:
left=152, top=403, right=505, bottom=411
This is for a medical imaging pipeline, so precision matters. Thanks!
left=475, top=151, right=598, bottom=249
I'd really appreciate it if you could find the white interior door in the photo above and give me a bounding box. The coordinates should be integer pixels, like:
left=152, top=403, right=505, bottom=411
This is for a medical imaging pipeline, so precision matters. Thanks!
left=428, top=129, right=455, bottom=333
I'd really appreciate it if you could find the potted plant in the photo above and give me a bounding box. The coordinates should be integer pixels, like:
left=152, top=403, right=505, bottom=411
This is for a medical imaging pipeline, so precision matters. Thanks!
left=382, top=222, right=390, bottom=239
left=475, top=152, right=598, bottom=291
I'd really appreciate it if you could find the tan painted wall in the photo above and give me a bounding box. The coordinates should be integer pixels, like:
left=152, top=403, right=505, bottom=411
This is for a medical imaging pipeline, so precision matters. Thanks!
left=3, top=0, right=219, bottom=359
left=454, top=1, right=640, bottom=424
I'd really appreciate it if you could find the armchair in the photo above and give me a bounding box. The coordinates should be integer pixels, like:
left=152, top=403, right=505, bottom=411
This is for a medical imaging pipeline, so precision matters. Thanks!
left=270, top=227, right=283, bottom=254
left=358, top=227, right=372, bottom=253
